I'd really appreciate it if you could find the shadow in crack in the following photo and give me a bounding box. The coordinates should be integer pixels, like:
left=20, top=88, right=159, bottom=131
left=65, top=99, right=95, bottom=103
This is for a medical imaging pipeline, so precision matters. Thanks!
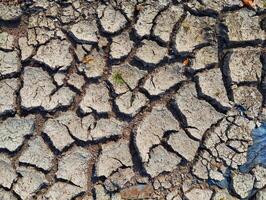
left=240, top=122, right=266, bottom=173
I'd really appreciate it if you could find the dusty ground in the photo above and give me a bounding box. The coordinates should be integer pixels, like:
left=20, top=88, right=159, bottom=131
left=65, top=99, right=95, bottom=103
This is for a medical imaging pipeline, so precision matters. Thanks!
left=0, top=0, right=265, bottom=199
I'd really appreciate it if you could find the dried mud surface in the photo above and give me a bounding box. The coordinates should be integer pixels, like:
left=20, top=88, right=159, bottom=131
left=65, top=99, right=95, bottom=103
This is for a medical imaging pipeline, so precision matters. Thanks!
left=0, top=0, right=265, bottom=199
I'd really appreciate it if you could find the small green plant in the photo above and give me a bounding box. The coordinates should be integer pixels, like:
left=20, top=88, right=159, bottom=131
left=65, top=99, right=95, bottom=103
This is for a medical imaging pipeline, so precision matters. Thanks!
left=112, top=72, right=125, bottom=85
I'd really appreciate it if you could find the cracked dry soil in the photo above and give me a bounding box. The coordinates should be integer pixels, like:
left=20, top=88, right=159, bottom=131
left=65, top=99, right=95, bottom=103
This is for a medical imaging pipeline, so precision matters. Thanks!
left=0, top=0, right=265, bottom=199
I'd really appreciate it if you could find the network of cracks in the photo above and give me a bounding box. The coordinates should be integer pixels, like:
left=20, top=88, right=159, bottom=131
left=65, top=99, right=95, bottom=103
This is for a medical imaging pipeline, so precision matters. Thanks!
left=0, top=0, right=265, bottom=199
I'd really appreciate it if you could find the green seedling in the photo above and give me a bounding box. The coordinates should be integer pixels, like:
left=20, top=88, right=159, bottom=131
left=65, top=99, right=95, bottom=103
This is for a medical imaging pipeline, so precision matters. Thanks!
left=112, top=72, right=125, bottom=85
